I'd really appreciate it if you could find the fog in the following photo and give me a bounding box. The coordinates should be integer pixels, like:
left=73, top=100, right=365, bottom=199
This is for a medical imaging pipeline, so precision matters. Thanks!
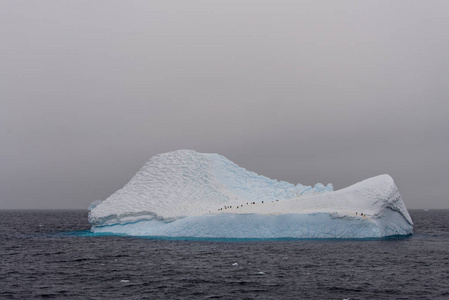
left=1, top=1, right=448, bottom=209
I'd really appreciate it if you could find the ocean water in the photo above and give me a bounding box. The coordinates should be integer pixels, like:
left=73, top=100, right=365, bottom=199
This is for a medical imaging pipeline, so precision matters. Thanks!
left=0, top=210, right=448, bottom=299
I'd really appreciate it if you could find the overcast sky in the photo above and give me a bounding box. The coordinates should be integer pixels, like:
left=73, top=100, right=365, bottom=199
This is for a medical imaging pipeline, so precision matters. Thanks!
left=1, top=1, right=448, bottom=210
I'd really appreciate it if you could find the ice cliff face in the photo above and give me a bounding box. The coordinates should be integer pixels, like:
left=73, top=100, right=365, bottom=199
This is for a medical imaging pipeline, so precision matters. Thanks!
left=89, top=150, right=413, bottom=238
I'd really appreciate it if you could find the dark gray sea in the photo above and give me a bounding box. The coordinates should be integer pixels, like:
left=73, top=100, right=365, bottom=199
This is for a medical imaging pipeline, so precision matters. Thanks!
left=0, top=210, right=448, bottom=299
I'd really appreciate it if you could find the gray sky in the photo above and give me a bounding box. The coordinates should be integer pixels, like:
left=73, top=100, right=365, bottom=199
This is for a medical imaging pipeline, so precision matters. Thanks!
left=1, top=1, right=448, bottom=209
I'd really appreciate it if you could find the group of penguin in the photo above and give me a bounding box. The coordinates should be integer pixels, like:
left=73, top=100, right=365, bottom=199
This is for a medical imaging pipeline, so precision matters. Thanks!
left=216, top=199, right=280, bottom=211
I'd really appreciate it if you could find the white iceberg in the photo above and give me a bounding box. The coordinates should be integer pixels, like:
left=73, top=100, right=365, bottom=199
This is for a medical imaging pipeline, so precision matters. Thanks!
left=88, top=150, right=413, bottom=238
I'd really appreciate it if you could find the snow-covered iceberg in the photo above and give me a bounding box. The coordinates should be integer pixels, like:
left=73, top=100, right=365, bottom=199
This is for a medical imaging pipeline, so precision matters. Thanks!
left=89, top=150, right=413, bottom=239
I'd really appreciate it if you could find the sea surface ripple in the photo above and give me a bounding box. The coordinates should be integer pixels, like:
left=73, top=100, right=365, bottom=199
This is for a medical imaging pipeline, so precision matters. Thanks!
left=0, top=209, right=448, bottom=299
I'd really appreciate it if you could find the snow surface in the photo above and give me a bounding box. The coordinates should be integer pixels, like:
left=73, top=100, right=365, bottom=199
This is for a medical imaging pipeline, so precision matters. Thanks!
left=89, top=150, right=413, bottom=238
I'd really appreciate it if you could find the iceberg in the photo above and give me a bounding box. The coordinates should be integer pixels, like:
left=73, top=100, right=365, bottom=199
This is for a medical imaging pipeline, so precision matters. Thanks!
left=89, top=150, right=413, bottom=239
